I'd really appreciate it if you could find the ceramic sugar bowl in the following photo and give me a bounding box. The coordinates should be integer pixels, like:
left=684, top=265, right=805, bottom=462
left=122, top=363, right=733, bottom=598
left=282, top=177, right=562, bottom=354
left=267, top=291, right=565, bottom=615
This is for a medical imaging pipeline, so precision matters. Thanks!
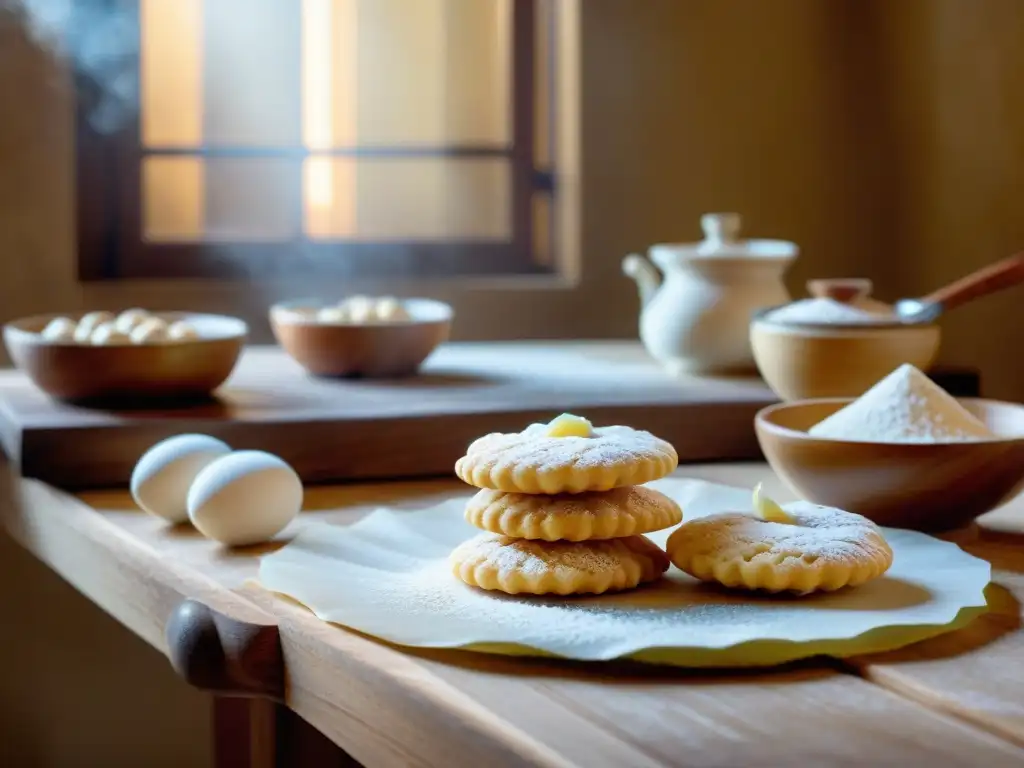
left=623, top=213, right=798, bottom=375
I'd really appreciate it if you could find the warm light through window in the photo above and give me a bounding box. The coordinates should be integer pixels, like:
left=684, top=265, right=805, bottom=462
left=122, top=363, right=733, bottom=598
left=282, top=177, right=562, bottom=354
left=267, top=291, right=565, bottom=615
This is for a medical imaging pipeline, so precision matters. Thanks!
left=140, top=0, right=515, bottom=243
left=302, top=0, right=334, bottom=210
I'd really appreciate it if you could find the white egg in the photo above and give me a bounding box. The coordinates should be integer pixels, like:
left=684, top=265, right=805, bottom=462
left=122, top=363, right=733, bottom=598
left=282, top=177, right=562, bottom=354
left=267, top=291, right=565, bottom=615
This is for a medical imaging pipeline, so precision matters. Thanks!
left=114, top=308, right=150, bottom=334
left=131, top=434, right=233, bottom=524
left=187, top=451, right=303, bottom=546
left=75, top=311, right=114, bottom=342
left=41, top=317, right=77, bottom=342
left=130, top=316, right=169, bottom=344
left=90, top=322, right=132, bottom=345
left=317, top=305, right=350, bottom=323
left=167, top=320, right=199, bottom=341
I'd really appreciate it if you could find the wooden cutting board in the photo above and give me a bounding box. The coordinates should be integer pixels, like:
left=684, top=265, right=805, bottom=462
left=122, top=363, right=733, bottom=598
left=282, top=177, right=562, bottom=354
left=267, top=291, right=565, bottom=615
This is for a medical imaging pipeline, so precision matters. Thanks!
left=0, top=341, right=980, bottom=490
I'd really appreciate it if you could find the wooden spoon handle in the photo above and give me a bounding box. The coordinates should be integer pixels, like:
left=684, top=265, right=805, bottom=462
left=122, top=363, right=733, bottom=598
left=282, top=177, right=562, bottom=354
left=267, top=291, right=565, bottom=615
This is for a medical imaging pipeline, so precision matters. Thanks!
left=922, top=253, right=1024, bottom=311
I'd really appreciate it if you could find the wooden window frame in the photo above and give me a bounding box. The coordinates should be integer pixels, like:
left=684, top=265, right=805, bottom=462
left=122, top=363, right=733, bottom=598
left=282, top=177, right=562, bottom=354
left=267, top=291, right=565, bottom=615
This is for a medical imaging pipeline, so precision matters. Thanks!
left=74, top=0, right=561, bottom=282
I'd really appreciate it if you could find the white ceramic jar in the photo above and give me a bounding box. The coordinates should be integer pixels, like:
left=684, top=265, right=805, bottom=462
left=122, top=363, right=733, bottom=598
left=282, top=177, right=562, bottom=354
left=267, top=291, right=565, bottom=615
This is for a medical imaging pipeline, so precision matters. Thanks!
left=623, top=213, right=798, bottom=375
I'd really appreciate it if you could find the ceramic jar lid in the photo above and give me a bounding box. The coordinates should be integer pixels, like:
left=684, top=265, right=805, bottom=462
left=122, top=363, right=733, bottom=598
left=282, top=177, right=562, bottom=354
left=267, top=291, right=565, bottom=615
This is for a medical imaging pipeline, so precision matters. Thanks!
left=652, top=213, right=798, bottom=260
left=807, top=277, right=893, bottom=314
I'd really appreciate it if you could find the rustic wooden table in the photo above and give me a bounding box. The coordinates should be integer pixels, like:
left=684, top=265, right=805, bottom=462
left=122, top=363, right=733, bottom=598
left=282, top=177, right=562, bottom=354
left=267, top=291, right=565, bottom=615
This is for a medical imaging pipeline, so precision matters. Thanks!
left=5, top=462, right=1024, bottom=767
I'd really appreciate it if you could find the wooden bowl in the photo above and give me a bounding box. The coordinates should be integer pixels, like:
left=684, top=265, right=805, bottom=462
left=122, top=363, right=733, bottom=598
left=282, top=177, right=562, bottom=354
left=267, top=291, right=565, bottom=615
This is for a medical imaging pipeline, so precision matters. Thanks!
left=755, top=398, right=1024, bottom=531
left=750, top=314, right=941, bottom=401
left=3, top=312, right=247, bottom=402
left=269, top=298, right=452, bottom=378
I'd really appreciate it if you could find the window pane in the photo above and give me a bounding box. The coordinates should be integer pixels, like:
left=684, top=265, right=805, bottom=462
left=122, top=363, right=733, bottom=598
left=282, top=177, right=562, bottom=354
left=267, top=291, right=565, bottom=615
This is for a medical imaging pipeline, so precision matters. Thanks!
left=141, top=0, right=511, bottom=151
left=346, top=0, right=510, bottom=146
left=439, top=0, right=512, bottom=145
left=141, top=0, right=203, bottom=147
left=143, top=156, right=203, bottom=240
left=142, top=0, right=302, bottom=148
left=143, top=157, right=299, bottom=241
left=203, top=0, right=302, bottom=146
left=302, top=157, right=510, bottom=240
left=534, top=0, right=553, bottom=166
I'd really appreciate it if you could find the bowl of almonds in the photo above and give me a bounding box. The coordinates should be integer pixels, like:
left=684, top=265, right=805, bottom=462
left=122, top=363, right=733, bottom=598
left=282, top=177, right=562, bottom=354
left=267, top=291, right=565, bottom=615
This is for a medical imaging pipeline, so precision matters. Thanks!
left=3, top=308, right=247, bottom=402
left=269, top=296, right=452, bottom=378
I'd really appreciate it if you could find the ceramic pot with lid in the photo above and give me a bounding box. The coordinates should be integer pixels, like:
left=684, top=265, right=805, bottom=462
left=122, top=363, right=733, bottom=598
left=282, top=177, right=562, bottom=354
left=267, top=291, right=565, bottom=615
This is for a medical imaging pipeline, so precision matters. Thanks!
left=622, top=213, right=798, bottom=375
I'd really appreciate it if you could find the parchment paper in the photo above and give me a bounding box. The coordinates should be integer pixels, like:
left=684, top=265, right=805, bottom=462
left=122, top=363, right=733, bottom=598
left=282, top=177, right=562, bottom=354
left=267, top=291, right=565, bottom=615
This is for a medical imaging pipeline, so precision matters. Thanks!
left=257, top=478, right=991, bottom=667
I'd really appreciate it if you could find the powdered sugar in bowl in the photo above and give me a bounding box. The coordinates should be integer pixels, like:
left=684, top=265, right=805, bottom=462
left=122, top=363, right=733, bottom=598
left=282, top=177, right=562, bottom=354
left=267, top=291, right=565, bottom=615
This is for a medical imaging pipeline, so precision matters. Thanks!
left=750, top=281, right=940, bottom=401
left=755, top=364, right=1024, bottom=531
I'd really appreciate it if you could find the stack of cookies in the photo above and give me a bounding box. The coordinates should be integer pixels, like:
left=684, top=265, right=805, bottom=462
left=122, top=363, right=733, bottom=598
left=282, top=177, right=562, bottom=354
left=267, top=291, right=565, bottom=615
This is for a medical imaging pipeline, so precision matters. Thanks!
left=449, top=414, right=682, bottom=596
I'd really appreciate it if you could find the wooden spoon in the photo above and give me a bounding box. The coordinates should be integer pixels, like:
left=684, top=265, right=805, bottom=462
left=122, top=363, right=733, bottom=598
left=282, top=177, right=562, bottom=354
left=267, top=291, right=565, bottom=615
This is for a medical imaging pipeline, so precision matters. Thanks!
left=894, top=253, right=1024, bottom=324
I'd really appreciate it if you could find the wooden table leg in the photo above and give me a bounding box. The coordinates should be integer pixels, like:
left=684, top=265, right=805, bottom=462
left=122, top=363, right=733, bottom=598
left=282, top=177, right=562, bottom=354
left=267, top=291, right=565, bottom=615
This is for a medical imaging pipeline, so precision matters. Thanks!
left=213, top=697, right=277, bottom=768
left=167, top=599, right=362, bottom=766
left=274, top=707, right=364, bottom=767
left=213, top=697, right=363, bottom=768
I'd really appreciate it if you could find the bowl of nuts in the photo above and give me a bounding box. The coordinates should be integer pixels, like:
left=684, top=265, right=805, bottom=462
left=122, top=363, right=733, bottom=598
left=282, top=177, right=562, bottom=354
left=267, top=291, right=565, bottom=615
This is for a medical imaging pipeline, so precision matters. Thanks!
left=269, top=296, right=452, bottom=378
left=3, top=308, right=247, bottom=401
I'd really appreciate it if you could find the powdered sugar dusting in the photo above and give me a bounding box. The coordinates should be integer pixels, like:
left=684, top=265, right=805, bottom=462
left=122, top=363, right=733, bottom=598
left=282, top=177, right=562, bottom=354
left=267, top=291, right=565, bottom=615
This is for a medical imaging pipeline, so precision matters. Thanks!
left=669, top=501, right=890, bottom=565
left=764, top=297, right=894, bottom=325
left=464, top=424, right=676, bottom=473
left=809, top=364, right=994, bottom=444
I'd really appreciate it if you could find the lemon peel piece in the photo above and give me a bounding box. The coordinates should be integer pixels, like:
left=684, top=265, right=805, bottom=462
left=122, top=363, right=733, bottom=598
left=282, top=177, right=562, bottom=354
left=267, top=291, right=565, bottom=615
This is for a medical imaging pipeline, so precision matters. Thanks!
left=752, top=482, right=796, bottom=524
left=546, top=413, right=593, bottom=438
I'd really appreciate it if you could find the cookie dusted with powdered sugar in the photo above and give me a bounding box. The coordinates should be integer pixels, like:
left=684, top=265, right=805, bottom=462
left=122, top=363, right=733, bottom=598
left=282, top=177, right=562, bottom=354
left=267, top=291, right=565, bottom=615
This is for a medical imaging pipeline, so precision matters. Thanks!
left=465, top=485, right=682, bottom=541
left=667, top=496, right=893, bottom=595
left=450, top=533, right=670, bottom=595
left=454, top=414, right=678, bottom=494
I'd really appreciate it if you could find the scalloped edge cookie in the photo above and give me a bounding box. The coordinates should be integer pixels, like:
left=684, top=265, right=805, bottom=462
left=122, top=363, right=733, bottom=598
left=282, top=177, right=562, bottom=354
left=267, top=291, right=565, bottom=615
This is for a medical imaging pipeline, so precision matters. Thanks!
left=666, top=502, right=893, bottom=595
left=450, top=533, right=670, bottom=595
left=465, top=486, right=682, bottom=541
left=455, top=423, right=678, bottom=494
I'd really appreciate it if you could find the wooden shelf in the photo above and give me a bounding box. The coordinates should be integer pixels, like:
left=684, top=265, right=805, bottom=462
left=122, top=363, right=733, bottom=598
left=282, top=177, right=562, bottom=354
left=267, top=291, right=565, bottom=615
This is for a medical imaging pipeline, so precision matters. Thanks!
left=0, top=342, right=775, bottom=489
left=0, top=342, right=981, bottom=489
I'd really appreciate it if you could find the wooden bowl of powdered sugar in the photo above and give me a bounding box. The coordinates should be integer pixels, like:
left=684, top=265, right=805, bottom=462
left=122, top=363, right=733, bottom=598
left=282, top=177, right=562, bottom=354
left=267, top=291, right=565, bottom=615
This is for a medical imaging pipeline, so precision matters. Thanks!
left=754, top=364, right=1024, bottom=531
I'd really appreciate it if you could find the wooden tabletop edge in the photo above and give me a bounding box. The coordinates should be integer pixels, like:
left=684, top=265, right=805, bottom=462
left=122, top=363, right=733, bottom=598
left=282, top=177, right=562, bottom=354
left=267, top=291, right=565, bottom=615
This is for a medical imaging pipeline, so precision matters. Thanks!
left=13, top=478, right=275, bottom=622
left=4, top=475, right=286, bottom=699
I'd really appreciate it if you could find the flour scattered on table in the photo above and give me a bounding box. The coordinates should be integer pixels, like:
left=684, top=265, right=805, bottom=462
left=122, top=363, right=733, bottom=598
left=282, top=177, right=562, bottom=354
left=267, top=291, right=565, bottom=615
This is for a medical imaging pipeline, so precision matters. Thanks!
left=809, top=364, right=994, bottom=444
